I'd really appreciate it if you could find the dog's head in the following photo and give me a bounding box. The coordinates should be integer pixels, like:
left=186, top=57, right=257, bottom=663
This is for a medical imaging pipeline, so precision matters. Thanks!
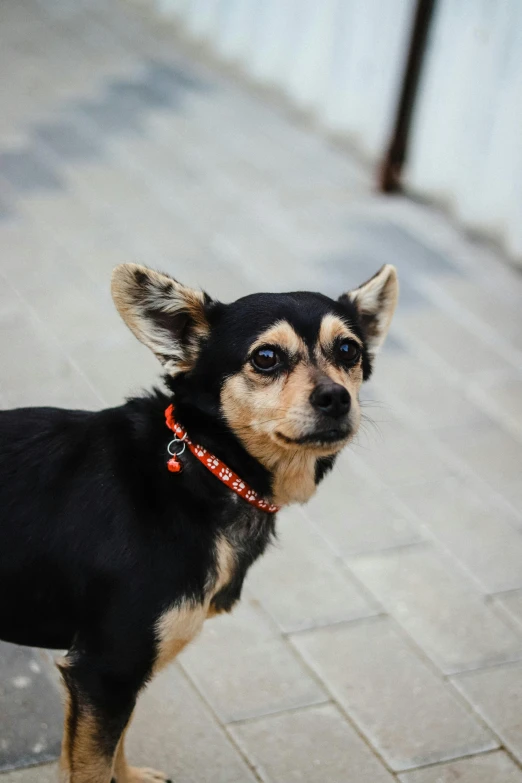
left=112, top=263, right=398, bottom=504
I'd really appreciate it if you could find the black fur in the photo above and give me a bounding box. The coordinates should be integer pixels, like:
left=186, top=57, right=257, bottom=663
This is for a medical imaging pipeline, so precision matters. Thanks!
left=0, top=284, right=374, bottom=780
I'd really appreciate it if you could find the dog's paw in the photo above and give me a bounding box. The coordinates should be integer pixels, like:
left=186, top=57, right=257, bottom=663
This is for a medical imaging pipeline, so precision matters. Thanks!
left=117, top=768, right=172, bottom=783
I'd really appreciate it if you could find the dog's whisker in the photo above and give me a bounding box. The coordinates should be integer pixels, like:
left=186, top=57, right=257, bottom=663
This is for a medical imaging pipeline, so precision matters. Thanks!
left=360, top=399, right=390, bottom=410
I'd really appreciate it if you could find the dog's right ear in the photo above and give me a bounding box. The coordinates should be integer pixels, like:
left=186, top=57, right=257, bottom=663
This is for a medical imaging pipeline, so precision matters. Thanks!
left=111, top=263, right=216, bottom=375
left=339, top=264, right=398, bottom=355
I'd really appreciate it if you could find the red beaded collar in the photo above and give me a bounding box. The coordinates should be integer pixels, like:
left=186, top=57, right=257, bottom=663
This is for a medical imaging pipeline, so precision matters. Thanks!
left=165, top=405, right=280, bottom=514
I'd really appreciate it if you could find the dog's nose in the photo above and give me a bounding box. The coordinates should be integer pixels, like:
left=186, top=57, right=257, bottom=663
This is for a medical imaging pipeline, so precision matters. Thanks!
left=310, top=382, right=351, bottom=419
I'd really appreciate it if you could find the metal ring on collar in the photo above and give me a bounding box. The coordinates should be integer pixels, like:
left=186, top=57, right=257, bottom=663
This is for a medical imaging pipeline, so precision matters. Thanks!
left=167, top=439, right=186, bottom=457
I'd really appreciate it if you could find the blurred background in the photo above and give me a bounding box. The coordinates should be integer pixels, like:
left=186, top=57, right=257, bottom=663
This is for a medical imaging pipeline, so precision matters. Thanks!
left=1, top=1, right=522, bottom=782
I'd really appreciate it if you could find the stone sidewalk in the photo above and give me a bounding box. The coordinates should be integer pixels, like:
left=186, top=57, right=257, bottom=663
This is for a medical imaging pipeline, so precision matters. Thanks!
left=1, top=0, right=522, bottom=780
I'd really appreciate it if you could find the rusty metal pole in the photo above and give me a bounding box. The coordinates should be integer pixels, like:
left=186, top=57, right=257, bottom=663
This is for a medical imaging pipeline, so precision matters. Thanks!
left=379, top=0, right=437, bottom=193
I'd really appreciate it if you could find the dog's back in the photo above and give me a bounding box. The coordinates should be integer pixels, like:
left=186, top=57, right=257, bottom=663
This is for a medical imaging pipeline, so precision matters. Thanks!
left=0, top=407, right=96, bottom=647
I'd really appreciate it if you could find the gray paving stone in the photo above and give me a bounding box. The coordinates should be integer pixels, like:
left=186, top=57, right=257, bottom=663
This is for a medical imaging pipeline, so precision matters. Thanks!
left=324, top=255, right=429, bottom=310
left=350, top=222, right=461, bottom=277
left=436, top=276, right=522, bottom=353
left=75, top=94, right=147, bottom=137
left=0, top=299, right=95, bottom=405
left=349, top=546, right=522, bottom=673
left=247, top=507, right=378, bottom=633
left=179, top=597, right=327, bottom=723
left=231, top=704, right=395, bottom=783
left=1, top=367, right=102, bottom=412
left=494, top=591, right=522, bottom=632
left=0, top=763, right=58, bottom=783
left=435, top=420, right=522, bottom=496
left=0, top=245, right=120, bottom=356
left=0, top=194, right=13, bottom=222
left=64, top=161, right=220, bottom=265
left=394, top=477, right=522, bottom=593
left=70, top=59, right=206, bottom=138
left=0, top=643, right=62, bottom=772
left=504, top=481, right=522, bottom=511
left=292, top=618, right=497, bottom=772
left=353, top=415, right=454, bottom=488
left=33, top=121, right=100, bottom=162
left=72, top=332, right=159, bottom=407
left=15, top=192, right=167, bottom=280
left=454, top=663, right=522, bottom=765
left=375, top=332, right=408, bottom=354
left=127, top=664, right=257, bottom=783
left=318, top=254, right=398, bottom=297
left=470, top=372, right=522, bottom=442
left=398, top=751, right=522, bottom=783
left=0, top=214, right=85, bottom=288
left=0, top=149, right=64, bottom=194
left=397, top=307, right=511, bottom=376
left=304, top=454, right=423, bottom=557
left=371, top=351, right=486, bottom=429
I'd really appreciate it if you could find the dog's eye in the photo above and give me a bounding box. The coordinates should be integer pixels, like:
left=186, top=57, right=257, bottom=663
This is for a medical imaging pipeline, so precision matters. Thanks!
left=251, top=346, right=281, bottom=372
left=337, top=340, right=361, bottom=364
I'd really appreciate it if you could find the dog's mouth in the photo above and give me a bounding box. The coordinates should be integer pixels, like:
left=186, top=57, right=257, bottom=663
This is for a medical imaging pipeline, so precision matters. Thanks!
left=275, top=427, right=351, bottom=447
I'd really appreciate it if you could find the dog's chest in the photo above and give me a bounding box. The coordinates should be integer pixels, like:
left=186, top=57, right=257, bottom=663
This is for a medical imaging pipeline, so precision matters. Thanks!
left=211, top=507, right=274, bottom=611
left=153, top=509, right=274, bottom=672
left=152, top=535, right=240, bottom=672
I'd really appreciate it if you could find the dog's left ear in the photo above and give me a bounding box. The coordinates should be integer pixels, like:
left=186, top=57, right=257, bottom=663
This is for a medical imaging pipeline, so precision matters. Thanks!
left=340, top=264, right=399, bottom=353
left=111, top=263, right=216, bottom=375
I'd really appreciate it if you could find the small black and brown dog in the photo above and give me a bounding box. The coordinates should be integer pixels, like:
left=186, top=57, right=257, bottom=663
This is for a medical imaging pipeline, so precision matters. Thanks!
left=0, top=262, right=398, bottom=783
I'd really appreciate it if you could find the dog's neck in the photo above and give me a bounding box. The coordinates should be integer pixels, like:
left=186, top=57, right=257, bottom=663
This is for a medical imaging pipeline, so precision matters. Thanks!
left=169, top=394, right=275, bottom=502
left=269, top=450, right=319, bottom=506
left=165, top=386, right=331, bottom=508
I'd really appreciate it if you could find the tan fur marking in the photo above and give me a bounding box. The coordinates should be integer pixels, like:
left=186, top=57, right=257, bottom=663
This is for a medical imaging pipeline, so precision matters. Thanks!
left=221, top=362, right=348, bottom=506
left=206, top=534, right=237, bottom=617
left=318, top=313, right=361, bottom=352
left=112, top=715, right=169, bottom=782
left=112, top=765, right=169, bottom=783
left=221, top=364, right=313, bottom=452
left=112, top=714, right=132, bottom=781
left=211, top=534, right=236, bottom=594
left=154, top=602, right=207, bottom=674
left=58, top=657, right=112, bottom=783
left=58, top=703, right=112, bottom=783
left=154, top=534, right=236, bottom=672
left=251, top=320, right=306, bottom=357
left=59, top=673, right=73, bottom=783
left=272, top=451, right=319, bottom=505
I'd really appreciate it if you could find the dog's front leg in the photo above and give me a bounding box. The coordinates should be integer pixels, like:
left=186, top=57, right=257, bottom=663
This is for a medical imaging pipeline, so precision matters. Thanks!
left=58, top=654, right=141, bottom=783
left=111, top=717, right=171, bottom=783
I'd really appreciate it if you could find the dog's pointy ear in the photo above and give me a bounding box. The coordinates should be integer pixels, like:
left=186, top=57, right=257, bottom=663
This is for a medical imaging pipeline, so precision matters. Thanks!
left=339, top=264, right=398, bottom=354
left=111, top=263, right=216, bottom=375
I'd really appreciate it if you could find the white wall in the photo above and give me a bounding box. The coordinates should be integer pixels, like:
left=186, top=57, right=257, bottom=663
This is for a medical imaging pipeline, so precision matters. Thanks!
left=160, top=0, right=416, bottom=161
left=405, top=0, right=522, bottom=260
left=158, top=0, right=522, bottom=262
